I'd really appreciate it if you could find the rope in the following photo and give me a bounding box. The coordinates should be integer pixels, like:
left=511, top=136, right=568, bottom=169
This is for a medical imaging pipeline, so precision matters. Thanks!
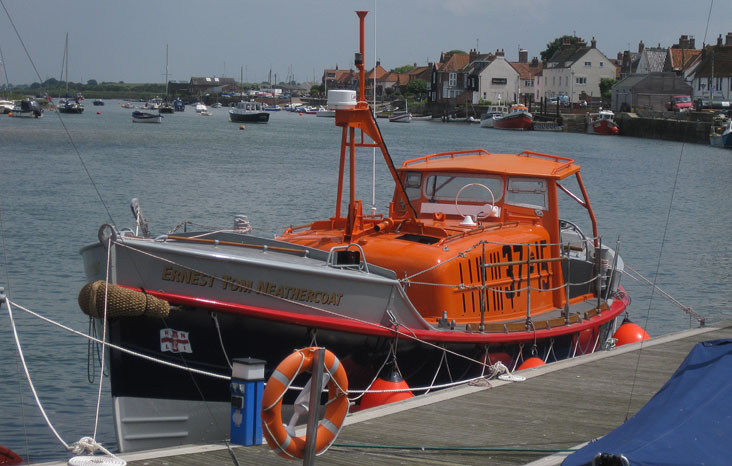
left=624, top=264, right=704, bottom=325
left=4, top=296, right=125, bottom=464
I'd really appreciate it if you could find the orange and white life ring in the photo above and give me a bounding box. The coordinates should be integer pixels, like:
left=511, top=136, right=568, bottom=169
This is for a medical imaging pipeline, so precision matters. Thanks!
left=261, top=347, right=349, bottom=459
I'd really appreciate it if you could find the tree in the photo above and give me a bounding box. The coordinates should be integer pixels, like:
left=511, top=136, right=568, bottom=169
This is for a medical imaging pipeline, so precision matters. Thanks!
left=406, top=78, right=428, bottom=98
left=87, top=79, right=98, bottom=86
left=390, top=65, right=414, bottom=74
left=599, top=78, right=616, bottom=100
left=540, top=35, right=579, bottom=62
left=310, top=84, right=324, bottom=97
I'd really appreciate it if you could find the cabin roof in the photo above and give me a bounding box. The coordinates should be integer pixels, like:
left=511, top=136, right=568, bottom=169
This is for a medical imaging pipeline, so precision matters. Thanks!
left=400, top=151, right=580, bottom=179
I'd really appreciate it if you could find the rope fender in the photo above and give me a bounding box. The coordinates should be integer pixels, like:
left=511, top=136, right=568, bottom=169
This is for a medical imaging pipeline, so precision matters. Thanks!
left=261, top=347, right=349, bottom=459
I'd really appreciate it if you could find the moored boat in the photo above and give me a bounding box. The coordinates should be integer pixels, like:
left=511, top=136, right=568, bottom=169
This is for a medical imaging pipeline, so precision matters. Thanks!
left=0, top=99, right=15, bottom=113
left=389, top=111, right=412, bottom=123
left=228, top=100, right=270, bottom=123
left=316, top=105, right=336, bottom=117
left=479, top=104, right=508, bottom=128
left=79, top=11, right=629, bottom=453
left=131, top=110, right=162, bottom=123
left=709, top=113, right=732, bottom=149
left=587, top=109, right=619, bottom=135
left=173, top=98, right=185, bottom=111
left=57, top=98, right=84, bottom=114
left=93, top=99, right=104, bottom=106
left=492, top=103, right=532, bottom=130
left=9, top=99, right=43, bottom=118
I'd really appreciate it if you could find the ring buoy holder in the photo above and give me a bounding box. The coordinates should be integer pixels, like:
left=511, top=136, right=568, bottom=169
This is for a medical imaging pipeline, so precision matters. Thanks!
left=261, top=347, right=349, bottom=459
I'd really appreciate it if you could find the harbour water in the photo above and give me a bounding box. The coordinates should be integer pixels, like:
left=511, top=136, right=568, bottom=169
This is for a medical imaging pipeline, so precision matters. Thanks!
left=1, top=102, right=730, bottom=463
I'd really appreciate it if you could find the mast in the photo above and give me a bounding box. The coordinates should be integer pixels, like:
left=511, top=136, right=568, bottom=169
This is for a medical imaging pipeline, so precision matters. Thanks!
left=165, top=44, right=169, bottom=99
left=332, top=10, right=417, bottom=237
left=65, top=33, right=69, bottom=97
left=0, top=46, right=9, bottom=99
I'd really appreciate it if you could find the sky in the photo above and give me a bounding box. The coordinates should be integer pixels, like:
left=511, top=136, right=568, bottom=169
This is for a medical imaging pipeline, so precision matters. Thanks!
left=1, top=0, right=730, bottom=86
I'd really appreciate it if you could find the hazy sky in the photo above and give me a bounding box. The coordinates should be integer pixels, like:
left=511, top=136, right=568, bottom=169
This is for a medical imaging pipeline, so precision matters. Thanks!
left=1, top=0, right=729, bottom=86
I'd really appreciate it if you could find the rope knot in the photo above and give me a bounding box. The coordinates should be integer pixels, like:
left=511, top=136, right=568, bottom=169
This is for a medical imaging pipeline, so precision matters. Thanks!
left=69, top=436, right=101, bottom=455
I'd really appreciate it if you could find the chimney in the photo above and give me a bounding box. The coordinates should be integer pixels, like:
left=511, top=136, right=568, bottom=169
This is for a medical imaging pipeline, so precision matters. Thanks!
left=591, top=37, right=596, bottom=48
left=689, top=36, right=695, bottom=48
left=469, top=48, right=478, bottom=62
left=376, top=60, right=381, bottom=67
left=530, top=56, right=539, bottom=67
left=638, top=40, right=645, bottom=53
left=717, top=34, right=723, bottom=46
left=726, top=33, right=732, bottom=46
left=519, top=49, right=528, bottom=63
left=495, top=48, right=504, bottom=57
left=562, top=37, right=571, bottom=49
left=617, top=51, right=623, bottom=61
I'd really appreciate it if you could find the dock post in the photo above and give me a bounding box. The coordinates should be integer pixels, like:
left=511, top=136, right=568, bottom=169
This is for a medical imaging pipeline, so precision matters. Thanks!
left=230, top=357, right=266, bottom=446
left=304, top=347, right=326, bottom=465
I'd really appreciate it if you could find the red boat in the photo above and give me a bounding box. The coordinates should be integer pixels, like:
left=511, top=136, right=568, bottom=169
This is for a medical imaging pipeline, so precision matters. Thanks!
left=587, top=109, right=619, bottom=135
left=492, top=104, right=533, bottom=130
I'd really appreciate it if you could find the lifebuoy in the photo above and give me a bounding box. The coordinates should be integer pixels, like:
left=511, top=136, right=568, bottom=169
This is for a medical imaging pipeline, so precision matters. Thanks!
left=261, top=347, right=349, bottom=459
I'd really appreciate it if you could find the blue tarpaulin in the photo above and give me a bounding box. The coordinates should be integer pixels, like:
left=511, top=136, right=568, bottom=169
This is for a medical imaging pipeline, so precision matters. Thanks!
left=563, top=339, right=732, bottom=466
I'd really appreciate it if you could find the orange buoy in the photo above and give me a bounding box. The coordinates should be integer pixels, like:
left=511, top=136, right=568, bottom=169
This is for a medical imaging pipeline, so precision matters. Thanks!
left=518, top=357, right=546, bottom=370
left=261, top=347, right=348, bottom=459
left=613, top=320, right=650, bottom=346
left=7, top=112, right=12, bottom=117
left=239, top=125, right=245, bottom=130
left=359, top=368, right=413, bottom=409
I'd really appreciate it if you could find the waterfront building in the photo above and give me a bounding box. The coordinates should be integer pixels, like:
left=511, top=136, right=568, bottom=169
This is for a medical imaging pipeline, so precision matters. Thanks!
left=541, top=37, right=616, bottom=104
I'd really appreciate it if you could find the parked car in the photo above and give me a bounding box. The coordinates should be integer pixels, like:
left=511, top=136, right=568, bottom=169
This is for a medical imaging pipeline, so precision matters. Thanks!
left=667, top=95, right=693, bottom=112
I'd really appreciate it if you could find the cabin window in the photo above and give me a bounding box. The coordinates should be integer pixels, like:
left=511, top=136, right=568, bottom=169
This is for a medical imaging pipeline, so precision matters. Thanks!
left=403, top=172, right=422, bottom=201
left=424, top=174, right=503, bottom=203
left=505, top=178, right=547, bottom=210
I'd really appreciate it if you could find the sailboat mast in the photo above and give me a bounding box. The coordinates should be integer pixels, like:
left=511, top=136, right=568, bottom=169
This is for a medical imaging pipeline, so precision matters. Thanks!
left=165, top=44, right=169, bottom=98
left=65, top=33, right=69, bottom=96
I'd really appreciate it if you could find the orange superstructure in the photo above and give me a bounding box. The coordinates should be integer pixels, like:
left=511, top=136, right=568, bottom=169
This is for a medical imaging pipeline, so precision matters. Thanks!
left=277, top=10, right=606, bottom=330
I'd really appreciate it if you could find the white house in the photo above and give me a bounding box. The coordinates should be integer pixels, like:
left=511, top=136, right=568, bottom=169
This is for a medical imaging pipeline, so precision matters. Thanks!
left=688, top=33, right=732, bottom=103
left=541, top=37, right=616, bottom=103
left=475, top=51, right=519, bottom=104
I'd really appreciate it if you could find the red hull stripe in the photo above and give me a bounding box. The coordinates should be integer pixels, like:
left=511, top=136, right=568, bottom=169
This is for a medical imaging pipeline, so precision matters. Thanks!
left=123, top=285, right=628, bottom=344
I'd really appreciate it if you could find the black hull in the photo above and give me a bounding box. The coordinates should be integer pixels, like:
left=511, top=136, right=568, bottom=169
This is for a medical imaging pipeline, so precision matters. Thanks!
left=229, top=112, right=270, bottom=123
left=107, top=305, right=615, bottom=403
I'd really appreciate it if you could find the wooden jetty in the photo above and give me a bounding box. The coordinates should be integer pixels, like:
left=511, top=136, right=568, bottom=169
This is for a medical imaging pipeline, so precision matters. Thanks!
left=39, top=321, right=731, bottom=466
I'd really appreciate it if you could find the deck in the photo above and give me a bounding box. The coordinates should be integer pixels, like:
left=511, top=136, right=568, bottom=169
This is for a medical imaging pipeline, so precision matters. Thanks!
left=42, top=321, right=731, bottom=465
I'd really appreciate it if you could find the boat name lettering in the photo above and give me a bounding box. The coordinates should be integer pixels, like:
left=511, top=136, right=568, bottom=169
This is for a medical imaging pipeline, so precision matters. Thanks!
left=221, top=275, right=343, bottom=305
left=162, top=266, right=344, bottom=306
left=161, top=266, right=215, bottom=287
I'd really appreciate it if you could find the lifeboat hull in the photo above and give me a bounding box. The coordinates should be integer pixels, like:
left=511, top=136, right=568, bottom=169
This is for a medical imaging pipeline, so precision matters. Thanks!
left=493, top=113, right=533, bottom=130
left=591, top=119, right=619, bottom=135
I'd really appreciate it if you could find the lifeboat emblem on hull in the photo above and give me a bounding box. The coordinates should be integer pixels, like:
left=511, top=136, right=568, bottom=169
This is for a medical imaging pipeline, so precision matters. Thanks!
left=160, top=328, right=192, bottom=353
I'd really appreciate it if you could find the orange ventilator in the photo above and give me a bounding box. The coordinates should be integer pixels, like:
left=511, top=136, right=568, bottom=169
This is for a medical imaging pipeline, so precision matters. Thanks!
left=261, top=347, right=349, bottom=459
